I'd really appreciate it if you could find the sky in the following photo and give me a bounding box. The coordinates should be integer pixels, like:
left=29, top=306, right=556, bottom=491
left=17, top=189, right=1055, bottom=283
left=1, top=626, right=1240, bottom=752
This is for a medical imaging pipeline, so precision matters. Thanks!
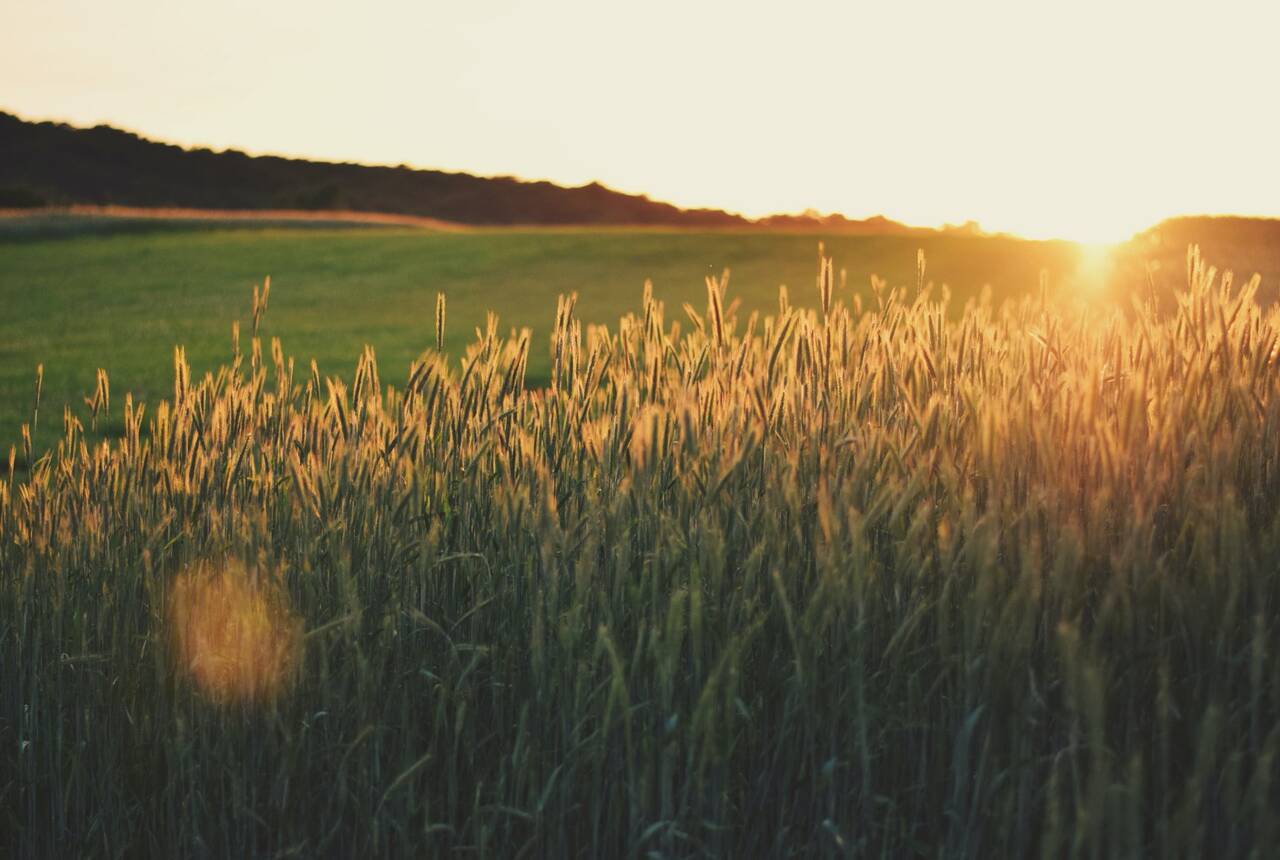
left=3, top=0, right=1277, bottom=242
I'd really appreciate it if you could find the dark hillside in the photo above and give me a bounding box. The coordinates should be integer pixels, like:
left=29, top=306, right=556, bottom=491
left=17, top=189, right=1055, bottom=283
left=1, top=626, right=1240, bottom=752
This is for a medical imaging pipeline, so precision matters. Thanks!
left=1133, top=215, right=1280, bottom=299
left=0, top=112, right=747, bottom=227
left=1139, top=215, right=1280, bottom=254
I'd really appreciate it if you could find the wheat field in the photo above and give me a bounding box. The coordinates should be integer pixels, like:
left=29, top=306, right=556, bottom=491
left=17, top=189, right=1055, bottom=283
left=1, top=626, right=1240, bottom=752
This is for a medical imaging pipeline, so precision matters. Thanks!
left=3, top=247, right=1279, bottom=857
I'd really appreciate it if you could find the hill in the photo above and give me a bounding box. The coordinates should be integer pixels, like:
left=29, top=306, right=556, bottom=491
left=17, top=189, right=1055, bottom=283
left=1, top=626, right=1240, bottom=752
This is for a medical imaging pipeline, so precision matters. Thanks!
left=11, top=112, right=1279, bottom=241
left=1137, top=214, right=1280, bottom=248
left=0, top=111, right=748, bottom=227
left=0, top=112, right=975, bottom=235
left=1127, top=215, right=1280, bottom=302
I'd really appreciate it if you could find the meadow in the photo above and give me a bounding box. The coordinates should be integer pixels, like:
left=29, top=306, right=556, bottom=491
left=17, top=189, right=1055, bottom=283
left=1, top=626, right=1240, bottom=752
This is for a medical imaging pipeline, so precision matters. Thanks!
left=0, top=223, right=1088, bottom=454
left=3, top=222, right=1279, bottom=856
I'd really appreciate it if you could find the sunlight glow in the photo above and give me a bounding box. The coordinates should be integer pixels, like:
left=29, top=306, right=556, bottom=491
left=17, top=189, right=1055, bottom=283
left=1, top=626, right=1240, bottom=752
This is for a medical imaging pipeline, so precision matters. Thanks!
left=3, top=1, right=1277, bottom=238
left=1071, top=242, right=1119, bottom=293
left=167, top=561, right=303, bottom=704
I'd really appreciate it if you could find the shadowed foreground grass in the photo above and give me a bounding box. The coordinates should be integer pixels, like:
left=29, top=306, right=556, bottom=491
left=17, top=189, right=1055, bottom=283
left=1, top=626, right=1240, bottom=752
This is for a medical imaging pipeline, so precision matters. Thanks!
left=3, top=248, right=1279, bottom=857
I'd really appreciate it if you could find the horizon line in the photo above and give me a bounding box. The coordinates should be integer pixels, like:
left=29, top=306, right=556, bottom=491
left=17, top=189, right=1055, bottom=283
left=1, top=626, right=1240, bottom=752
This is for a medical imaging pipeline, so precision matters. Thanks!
left=5, top=106, right=1280, bottom=244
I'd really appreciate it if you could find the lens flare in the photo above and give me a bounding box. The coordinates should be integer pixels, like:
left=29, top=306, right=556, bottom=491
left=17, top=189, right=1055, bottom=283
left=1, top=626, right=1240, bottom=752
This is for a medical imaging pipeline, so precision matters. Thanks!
left=166, top=560, right=303, bottom=704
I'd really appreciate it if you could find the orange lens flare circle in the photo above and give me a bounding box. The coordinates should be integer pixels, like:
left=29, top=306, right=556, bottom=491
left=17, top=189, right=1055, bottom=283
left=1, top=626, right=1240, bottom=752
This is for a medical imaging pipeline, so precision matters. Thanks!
left=166, top=561, right=303, bottom=704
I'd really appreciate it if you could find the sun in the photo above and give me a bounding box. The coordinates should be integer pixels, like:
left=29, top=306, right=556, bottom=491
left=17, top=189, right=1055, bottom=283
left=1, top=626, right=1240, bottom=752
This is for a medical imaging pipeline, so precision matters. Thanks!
left=1068, top=240, right=1122, bottom=295
left=1001, top=214, right=1145, bottom=245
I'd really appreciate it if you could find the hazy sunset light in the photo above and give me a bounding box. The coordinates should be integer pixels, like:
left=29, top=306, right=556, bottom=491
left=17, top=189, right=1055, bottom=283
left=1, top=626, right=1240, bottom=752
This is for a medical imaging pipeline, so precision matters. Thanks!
left=4, top=0, right=1277, bottom=241
left=10, top=0, right=1280, bottom=855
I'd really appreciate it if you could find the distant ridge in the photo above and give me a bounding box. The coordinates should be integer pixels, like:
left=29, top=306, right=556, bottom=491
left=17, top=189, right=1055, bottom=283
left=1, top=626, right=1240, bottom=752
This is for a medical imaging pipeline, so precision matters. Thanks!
left=0, top=112, right=747, bottom=228
left=1137, top=215, right=1280, bottom=248
left=756, top=210, right=982, bottom=237
left=0, top=111, right=934, bottom=234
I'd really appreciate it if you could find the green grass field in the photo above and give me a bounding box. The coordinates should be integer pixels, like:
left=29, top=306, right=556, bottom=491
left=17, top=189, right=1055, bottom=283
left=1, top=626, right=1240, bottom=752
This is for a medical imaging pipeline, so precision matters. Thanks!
left=0, top=224, right=1091, bottom=454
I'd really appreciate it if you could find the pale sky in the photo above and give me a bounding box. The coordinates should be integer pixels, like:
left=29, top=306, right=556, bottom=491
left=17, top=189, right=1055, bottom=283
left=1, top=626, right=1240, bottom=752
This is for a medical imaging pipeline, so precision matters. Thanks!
left=3, top=0, right=1277, bottom=241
